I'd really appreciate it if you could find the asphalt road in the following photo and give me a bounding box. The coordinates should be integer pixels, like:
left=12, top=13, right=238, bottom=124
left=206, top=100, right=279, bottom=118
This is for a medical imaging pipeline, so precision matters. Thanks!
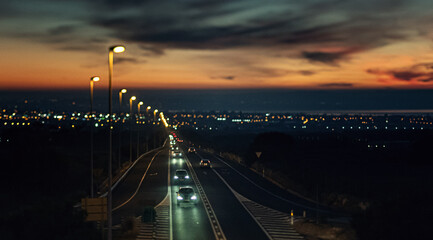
left=194, top=150, right=346, bottom=220
left=109, top=139, right=345, bottom=239
left=111, top=147, right=169, bottom=225
left=170, top=156, right=216, bottom=240
left=180, top=150, right=269, bottom=240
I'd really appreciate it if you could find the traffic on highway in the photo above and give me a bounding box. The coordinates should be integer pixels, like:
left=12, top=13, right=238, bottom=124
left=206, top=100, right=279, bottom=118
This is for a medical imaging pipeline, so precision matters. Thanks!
left=109, top=132, right=343, bottom=239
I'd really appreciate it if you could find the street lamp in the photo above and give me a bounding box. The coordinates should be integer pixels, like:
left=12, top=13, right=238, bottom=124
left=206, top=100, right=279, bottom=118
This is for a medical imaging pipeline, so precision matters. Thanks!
left=138, top=101, right=144, bottom=114
left=129, top=96, right=136, bottom=164
left=107, top=45, right=125, bottom=240
left=154, top=109, right=158, bottom=122
left=119, top=89, right=127, bottom=110
left=90, top=76, right=100, bottom=198
left=137, top=102, right=144, bottom=158
left=146, top=106, right=151, bottom=123
left=118, top=88, right=127, bottom=170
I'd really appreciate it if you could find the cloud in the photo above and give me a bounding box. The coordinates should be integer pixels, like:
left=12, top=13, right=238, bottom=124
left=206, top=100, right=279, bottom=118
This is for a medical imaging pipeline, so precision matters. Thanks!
left=318, top=83, right=354, bottom=88
left=299, top=70, right=316, bottom=76
left=114, top=57, right=142, bottom=64
left=139, top=45, right=165, bottom=56
left=211, top=76, right=236, bottom=80
left=4, top=0, right=432, bottom=67
left=48, top=25, right=76, bottom=36
left=87, top=0, right=419, bottom=58
left=302, top=51, right=346, bottom=66
left=367, top=63, right=433, bottom=82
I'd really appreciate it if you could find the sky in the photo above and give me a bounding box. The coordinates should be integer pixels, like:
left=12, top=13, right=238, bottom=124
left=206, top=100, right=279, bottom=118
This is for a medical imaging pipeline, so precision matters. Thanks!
left=1, top=0, right=433, bottom=90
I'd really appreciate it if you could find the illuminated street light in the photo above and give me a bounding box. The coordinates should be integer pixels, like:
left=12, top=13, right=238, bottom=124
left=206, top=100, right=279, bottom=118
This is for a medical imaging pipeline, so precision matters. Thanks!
left=118, top=89, right=127, bottom=109
left=146, top=106, right=151, bottom=123
left=138, top=101, right=144, bottom=113
left=89, top=76, right=100, bottom=198
left=137, top=101, right=144, bottom=158
left=107, top=45, right=125, bottom=240
left=118, top=88, right=127, bottom=170
left=112, top=45, right=125, bottom=53
left=160, top=112, right=169, bottom=128
left=129, top=96, right=136, bottom=164
left=129, top=96, right=136, bottom=114
left=154, top=109, right=158, bottom=122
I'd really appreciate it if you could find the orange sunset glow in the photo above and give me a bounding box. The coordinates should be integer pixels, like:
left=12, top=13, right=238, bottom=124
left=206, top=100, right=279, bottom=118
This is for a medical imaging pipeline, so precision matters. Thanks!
left=1, top=1, right=433, bottom=90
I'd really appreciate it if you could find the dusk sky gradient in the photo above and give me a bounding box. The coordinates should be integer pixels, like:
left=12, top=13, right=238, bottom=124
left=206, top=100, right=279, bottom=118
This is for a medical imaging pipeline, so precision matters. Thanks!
left=1, top=0, right=433, bottom=90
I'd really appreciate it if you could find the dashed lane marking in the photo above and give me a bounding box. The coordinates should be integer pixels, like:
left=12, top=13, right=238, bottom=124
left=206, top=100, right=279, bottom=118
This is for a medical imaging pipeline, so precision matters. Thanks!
left=213, top=169, right=304, bottom=240
left=184, top=155, right=227, bottom=240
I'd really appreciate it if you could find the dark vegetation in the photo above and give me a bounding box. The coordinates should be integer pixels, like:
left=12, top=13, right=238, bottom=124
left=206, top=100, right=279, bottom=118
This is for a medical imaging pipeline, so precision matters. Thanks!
left=0, top=122, right=165, bottom=240
left=180, top=127, right=433, bottom=240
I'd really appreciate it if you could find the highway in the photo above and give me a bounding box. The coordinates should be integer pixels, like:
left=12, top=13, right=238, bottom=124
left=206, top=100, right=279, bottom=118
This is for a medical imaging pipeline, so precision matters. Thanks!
left=108, top=137, right=345, bottom=239
left=111, top=147, right=169, bottom=225
left=192, top=151, right=338, bottom=219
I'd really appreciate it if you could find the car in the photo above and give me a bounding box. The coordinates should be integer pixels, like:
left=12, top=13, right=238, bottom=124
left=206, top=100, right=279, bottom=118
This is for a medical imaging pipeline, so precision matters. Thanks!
left=188, top=147, right=196, bottom=153
left=176, top=187, right=198, bottom=206
left=200, top=159, right=211, bottom=168
left=174, top=169, right=190, bottom=183
left=172, top=150, right=182, bottom=158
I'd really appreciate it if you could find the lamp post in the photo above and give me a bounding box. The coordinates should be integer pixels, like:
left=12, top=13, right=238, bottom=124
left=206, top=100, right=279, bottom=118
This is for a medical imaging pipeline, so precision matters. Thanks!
left=118, top=89, right=127, bottom=170
left=153, top=109, right=158, bottom=123
left=152, top=109, right=158, bottom=148
left=129, top=96, right=136, bottom=164
left=90, top=76, right=100, bottom=198
left=138, top=101, right=144, bottom=114
left=137, top=102, right=143, bottom=158
left=108, top=45, right=125, bottom=240
left=146, top=106, right=151, bottom=123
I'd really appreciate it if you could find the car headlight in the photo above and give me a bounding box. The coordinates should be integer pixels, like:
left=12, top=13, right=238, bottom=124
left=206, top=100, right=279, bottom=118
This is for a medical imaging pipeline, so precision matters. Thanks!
left=191, top=195, right=197, bottom=200
left=174, top=176, right=179, bottom=179
left=185, top=176, right=190, bottom=179
left=179, top=153, right=182, bottom=156
left=177, top=196, right=183, bottom=200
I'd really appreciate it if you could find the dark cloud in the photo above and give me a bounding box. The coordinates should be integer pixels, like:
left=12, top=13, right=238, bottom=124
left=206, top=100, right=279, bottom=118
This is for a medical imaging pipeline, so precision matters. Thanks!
left=319, top=83, right=354, bottom=88
left=211, top=76, right=236, bottom=81
left=89, top=0, right=415, bottom=56
left=114, top=57, right=141, bottom=64
left=302, top=51, right=346, bottom=66
left=299, top=70, right=316, bottom=76
left=0, top=1, right=20, bottom=19
left=48, top=25, right=76, bottom=36
left=367, top=63, right=433, bottom=82
left=392, top=71, right=423, bottom=81
left=139, top=45, right=165, bottom=56
left=3, top=0, right=431, bottom=66
left=418, top=78, right=433, bottom=82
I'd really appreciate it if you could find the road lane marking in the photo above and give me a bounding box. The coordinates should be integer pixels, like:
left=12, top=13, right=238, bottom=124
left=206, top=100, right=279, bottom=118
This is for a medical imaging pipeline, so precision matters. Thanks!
left=113, top=149, right=164, bottom=211
left=137, top=149, right=173, bottom=240
left=212, top=154, right=328, bottom=213
left=184, top=154, right=227, bottom=240
left=100, top=138, right=168, bottom=198
left=213, top=169, right=304, bottom=240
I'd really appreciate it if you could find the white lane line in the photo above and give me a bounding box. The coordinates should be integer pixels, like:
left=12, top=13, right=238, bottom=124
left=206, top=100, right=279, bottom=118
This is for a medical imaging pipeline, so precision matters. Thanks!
left=213, top=169, right=304, bottom=240
left=184, top=154, right=227, bottom=240
left=113, top=149, right=164, bottom=211
left=212, top=169, right=273, bottom=240
left=100, top=139, right=168, bottom=198
left=137, top=148, right=172, bottom=240
left=212, top=154, right=325, bottom=212
left=154, top=151, right=173, bottom=240
left=168, top=152, right=173, bottom=240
